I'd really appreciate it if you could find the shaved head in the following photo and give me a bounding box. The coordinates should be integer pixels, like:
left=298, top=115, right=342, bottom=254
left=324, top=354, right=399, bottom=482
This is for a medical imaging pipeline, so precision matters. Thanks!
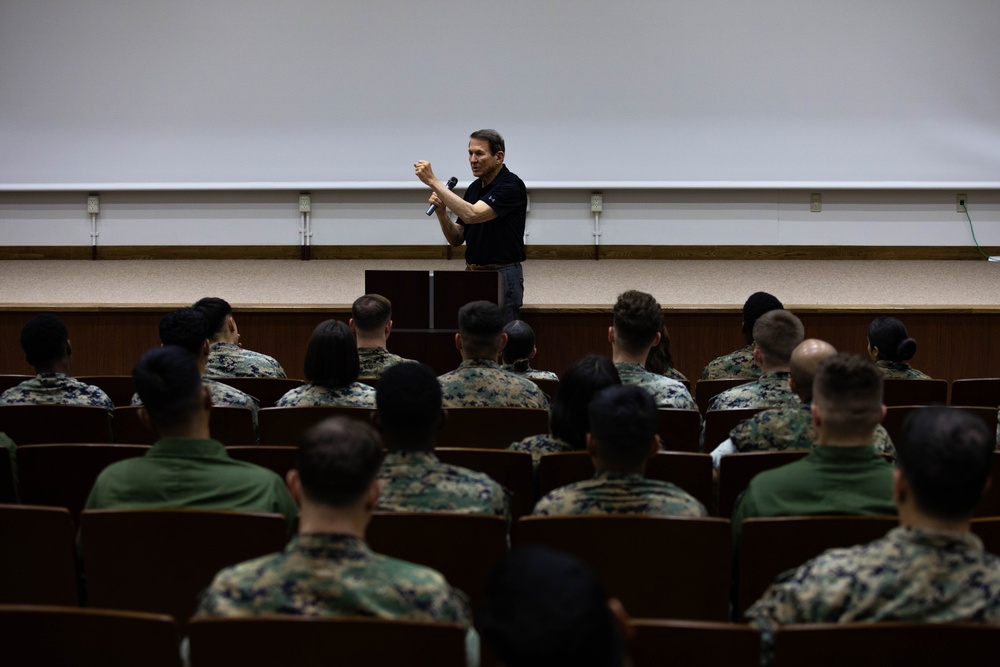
left=790, top=339, right=838, bottom=401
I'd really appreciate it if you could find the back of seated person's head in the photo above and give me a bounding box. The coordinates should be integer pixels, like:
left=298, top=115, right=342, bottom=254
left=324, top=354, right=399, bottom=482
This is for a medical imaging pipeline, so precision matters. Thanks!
left=303, top=319, right=360, bottom=388
left=550, top=355, right=621, bottom=450
left=741, top=291, right=783, bottom=344
left=588, top=384, right=658, bottom=468
left=812, top=353, right=884, bottom=440
left=643, top=322, right=676, bottom=376
left=501, top=320, right=536, bottom=365
left=897, top=407, right=993, bottom=521
left=752, top=309, right=804, bottom=366
left=133, top=345, right=204, bottom=434
left=375, top=362, right=441, bottom=449
left=159, top=307, right=211, bottom=355
left=297, top=416, right=385, bottom=508
left=868, top=316, right=918, bottom=362
left=192, top=297, right=233, bottom=340
left=20, top=314, right=69, bottom=369
left=612, top=290, right=662, bottom=354
left=788, top=339, right=838, bottom=400
left=479, top=545, right=626, bottom=667
left=351, top=294, right=392, bottom=333
left=458, top=301, right=505, bottom=358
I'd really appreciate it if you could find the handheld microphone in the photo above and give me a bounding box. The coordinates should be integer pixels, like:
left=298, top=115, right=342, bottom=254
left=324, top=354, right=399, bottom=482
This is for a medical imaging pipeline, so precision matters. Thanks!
left=426, top=176, right=458, bottom=215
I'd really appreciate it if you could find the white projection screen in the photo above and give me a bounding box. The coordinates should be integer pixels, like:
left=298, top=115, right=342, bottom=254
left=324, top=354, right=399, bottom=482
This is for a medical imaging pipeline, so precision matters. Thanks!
left=2, top=0, right=999, bottom=189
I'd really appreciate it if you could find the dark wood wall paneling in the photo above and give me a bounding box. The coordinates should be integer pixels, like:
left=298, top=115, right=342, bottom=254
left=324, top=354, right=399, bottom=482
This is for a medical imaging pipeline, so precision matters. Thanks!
left=0, top=310, right=997, bottom=383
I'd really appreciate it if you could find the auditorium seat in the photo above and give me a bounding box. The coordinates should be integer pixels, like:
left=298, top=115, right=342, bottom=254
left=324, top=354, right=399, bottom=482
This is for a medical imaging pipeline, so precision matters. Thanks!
left=703, top=407, right=768, bottom=452
left=717, top=451, right=809, bottom=518
left=950, top=378, right=1000, bottom=408
left=530, top=377, right=560, bottom=399
left=513, top=515, right=731, bottom=620
left=114, top=405, right=256, bottom=445
left=881, top=378, right=948, bottom=406
left=737, top=515, right=897, bottom=615
left=214, top=377, right=305, bottom=408
left=17, top=443, right=150, bottom=519
left=971, top=517, right=1000, bottom=554
left=80, top=509, right=288, bottom=626
left=0, top=404, right=112, bottom=445
left=76, top=375, right=136, bottom=407
left=882, top=405, right=997, bottom=446
left=535, top=451, right=714, bottom=515
left=188, top=616, right=467, bottom=667
left=0, top=605, right=180, bottom=667
left=0, top=374, right=31, bottom=394
left=658, top=408, right=702, bottom=452
left=257, top=406, right=375, bottom=446
left=695, top=378, right=754, bottom=414
left=0, top=505, right=80, bottom=606
left=433, top=448, right=534, bottom=519
left=630, top=620, right=760, bottom=667
left=975, top=457, right=1000, bottom=518
left=436, top=407, right=550, bottom=449
left=366, top=512, right=508, bottom=610
left=0, top=450, right=16, bottom=504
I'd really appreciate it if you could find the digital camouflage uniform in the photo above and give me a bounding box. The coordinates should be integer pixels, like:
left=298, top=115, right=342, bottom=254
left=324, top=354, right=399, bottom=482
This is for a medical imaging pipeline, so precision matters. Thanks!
left=376, top=450, right=509, bottom=519
left=0, top=372, right=114, bottom=412
left=132, top=376, right=259, bottom=422
left=876, top=359, right=931, bottom=379
left=532, top=471, right=708, bottom=517
left=509, top=434, right=576, bottom=467
left=205, top=341, right=286, bottom=379
left=729, top=403, right=896, bottom=461
left=275, top=382, right=376, bottom=408
left=195, top=533, right=472, bottom=625
left=707, top=371, right=798, bottom=411
left=658, top=367, right=689, bottom=383
left=613, top=362, right=697, bottom=411
left=357, top=347, right=411, bottom=380
left=701, top=344, right=759, bottom=380
left=437, top=359, right=549, bottom=409
left=500, top=360, right=559, bottom=381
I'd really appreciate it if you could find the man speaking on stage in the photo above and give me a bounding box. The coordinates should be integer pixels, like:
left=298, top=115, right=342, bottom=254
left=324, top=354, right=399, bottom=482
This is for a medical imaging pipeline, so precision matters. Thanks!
left=415, top=129, right=527, bottom=323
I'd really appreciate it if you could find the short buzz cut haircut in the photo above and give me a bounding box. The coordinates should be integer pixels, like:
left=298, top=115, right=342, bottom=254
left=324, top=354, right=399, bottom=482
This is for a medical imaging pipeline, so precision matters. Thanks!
left=501, top=320, right=536, bottom=365
left=588, top=384, right=659, bottom=467
left=812, top=353, right=884, bottom=439
left=470, top=129, right=505, bottom=156
left=192, top=297, right=233, bottom=339
left=303, top=319, right=360, bottom=388
left=376, top=362, right=442, bottom=448
left=752, top=310, right=804, bottom=366
left=20, top=314, right=69, bottom=368
left=351, top=294, right=393, bottom=332
left=458, top=300, right=505, bottom=358
left=133, top=345, right=203, bottom=432
left=297, top=417, right=385, bottom=507
left=612, top=290, right=663, bottom=355
left=158, top=308, right=211, bottom=356
left=897, top=407, right=994, bottom=521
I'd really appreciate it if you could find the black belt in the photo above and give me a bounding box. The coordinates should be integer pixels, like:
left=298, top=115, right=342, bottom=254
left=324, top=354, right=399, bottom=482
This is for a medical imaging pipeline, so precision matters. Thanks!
left=466, top=262, right=520, bottom=271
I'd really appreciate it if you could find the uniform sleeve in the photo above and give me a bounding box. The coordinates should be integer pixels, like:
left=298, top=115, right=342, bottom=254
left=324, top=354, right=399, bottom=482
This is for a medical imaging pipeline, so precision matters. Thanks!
left=478, top=175, right=526, bottom=218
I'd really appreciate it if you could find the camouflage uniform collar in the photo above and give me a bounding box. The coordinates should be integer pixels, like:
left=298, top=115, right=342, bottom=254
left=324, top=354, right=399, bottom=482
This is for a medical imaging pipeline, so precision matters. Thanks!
left=593, top=470, right=646, bottom=482
left=613, top=361, right=648, bottom=373
left=758, top=371, right=791, bottom=384
left=148, top=437, right=229, bottom=459
left=501, top=360, right=532, bottom=373
left=34, top=371, right=73, bottom=384
left=210, top=341, right=240, bottom=351
left=877, top=360, right=911, bottom=372
left=458, top=358, right=501, bottom=370
left=291, top=533, right=371, bottom=557
left=889, top=525, right=985, bottom=554
left=383, top=450, right=439, bottom=464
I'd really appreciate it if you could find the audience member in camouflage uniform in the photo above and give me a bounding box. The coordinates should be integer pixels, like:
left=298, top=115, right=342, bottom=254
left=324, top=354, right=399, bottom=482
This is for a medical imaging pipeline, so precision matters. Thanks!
left=533, top=385, right=707, bottom=517
left=87, top=346, right=298, bottom=534
left=193, top=297, right=287, bottom=379
left=276, top=320, right=375, bottom=408
left=375, top=362, right=508, bottom=518
left=609, top=290, right=696, bottom=410
left=196, top=416, right=472, bottom=628
left=707, top=310, right=804, bottom=412
left=712, top=339, right=896, bottom=467
left=747, top=407, right=1000, bottom=639
left=499, top=320, right=558, bottom=381
left=867, top=316, right=931, bottom=379
left=438, top=301, right=548, bottom=409
left=510, top=355, right=621, bottom=466
left=701, top=291, right=783, bottom=380
left=0, top=314, right=113, bottom=412
left=349, top=294, right=413, bottom=379
left=732, top=353, right=897, bottom=541
left=644, top=321, right=688, bottom=383
left=130, top=309, right=258, bottom=421
left=480, top=546, right=630, bottom=667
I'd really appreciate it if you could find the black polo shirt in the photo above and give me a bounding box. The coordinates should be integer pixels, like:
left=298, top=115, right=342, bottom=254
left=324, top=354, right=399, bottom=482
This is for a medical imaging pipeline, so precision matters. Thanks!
left=458, top=165, right=527, bottom=265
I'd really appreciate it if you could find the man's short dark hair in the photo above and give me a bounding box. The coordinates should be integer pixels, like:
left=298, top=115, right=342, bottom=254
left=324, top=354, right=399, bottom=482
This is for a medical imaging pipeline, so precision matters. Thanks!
left=551, top=355, right=621, bottom=450
left=480, top=545, right=624, bottom=667
left=297, top=417, right=385, bottom=507
left=588, top=384, right=658, bottom=467
left=20, top=314, right=69, bottom=368
left=192, top=297, right=233, bottom=339
left=501, top=320, right=536, bottom=365
left=303, top=319, right=360, bottom=388
left=351, top=294, right=392, bottom=332
left=897, top=407, right=994, bottom=521
left=159, top=308, right=211, bottom=355
left=813, top=353, right=884, bottom=438
left=458, top=301, right=505, bottom=358
left=376, top=362, right=442, bottom=448
left=470, top=129, right=505, bottom=155
left=133, top=345, right=203, bottom=432
left=612, top=290, right=663, bottom=355
left=742, top=292, right=784, bottom=344
left=752, top=310, right=804, bottom=366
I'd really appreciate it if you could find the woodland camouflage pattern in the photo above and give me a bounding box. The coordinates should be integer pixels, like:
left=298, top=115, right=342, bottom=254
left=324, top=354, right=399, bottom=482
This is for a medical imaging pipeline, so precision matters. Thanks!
left=532, top=471, right=707, bottom=517
left=876, top=359, right=931, bottom=379
left=132, top=376, right=259, bottom=420
left=509, top=434, right=576, bottom=467
left=701, top=344, right=760, bottom=380
left=707, top=372, right=798, bottom=411
left=437, top=359, right=549, bottom=409
left=500, top=360, right=559, bottom=381
left=376, top=451, right=509, bottom=519
left=275, top=382, right=376, bottom=408
left=357, top=347, right=411, bottom=379
left=0, top=373, right=114, bottom=411
left=613, top=362, right=696, bottom=410
left=205, top=342, right=286, bottom=379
